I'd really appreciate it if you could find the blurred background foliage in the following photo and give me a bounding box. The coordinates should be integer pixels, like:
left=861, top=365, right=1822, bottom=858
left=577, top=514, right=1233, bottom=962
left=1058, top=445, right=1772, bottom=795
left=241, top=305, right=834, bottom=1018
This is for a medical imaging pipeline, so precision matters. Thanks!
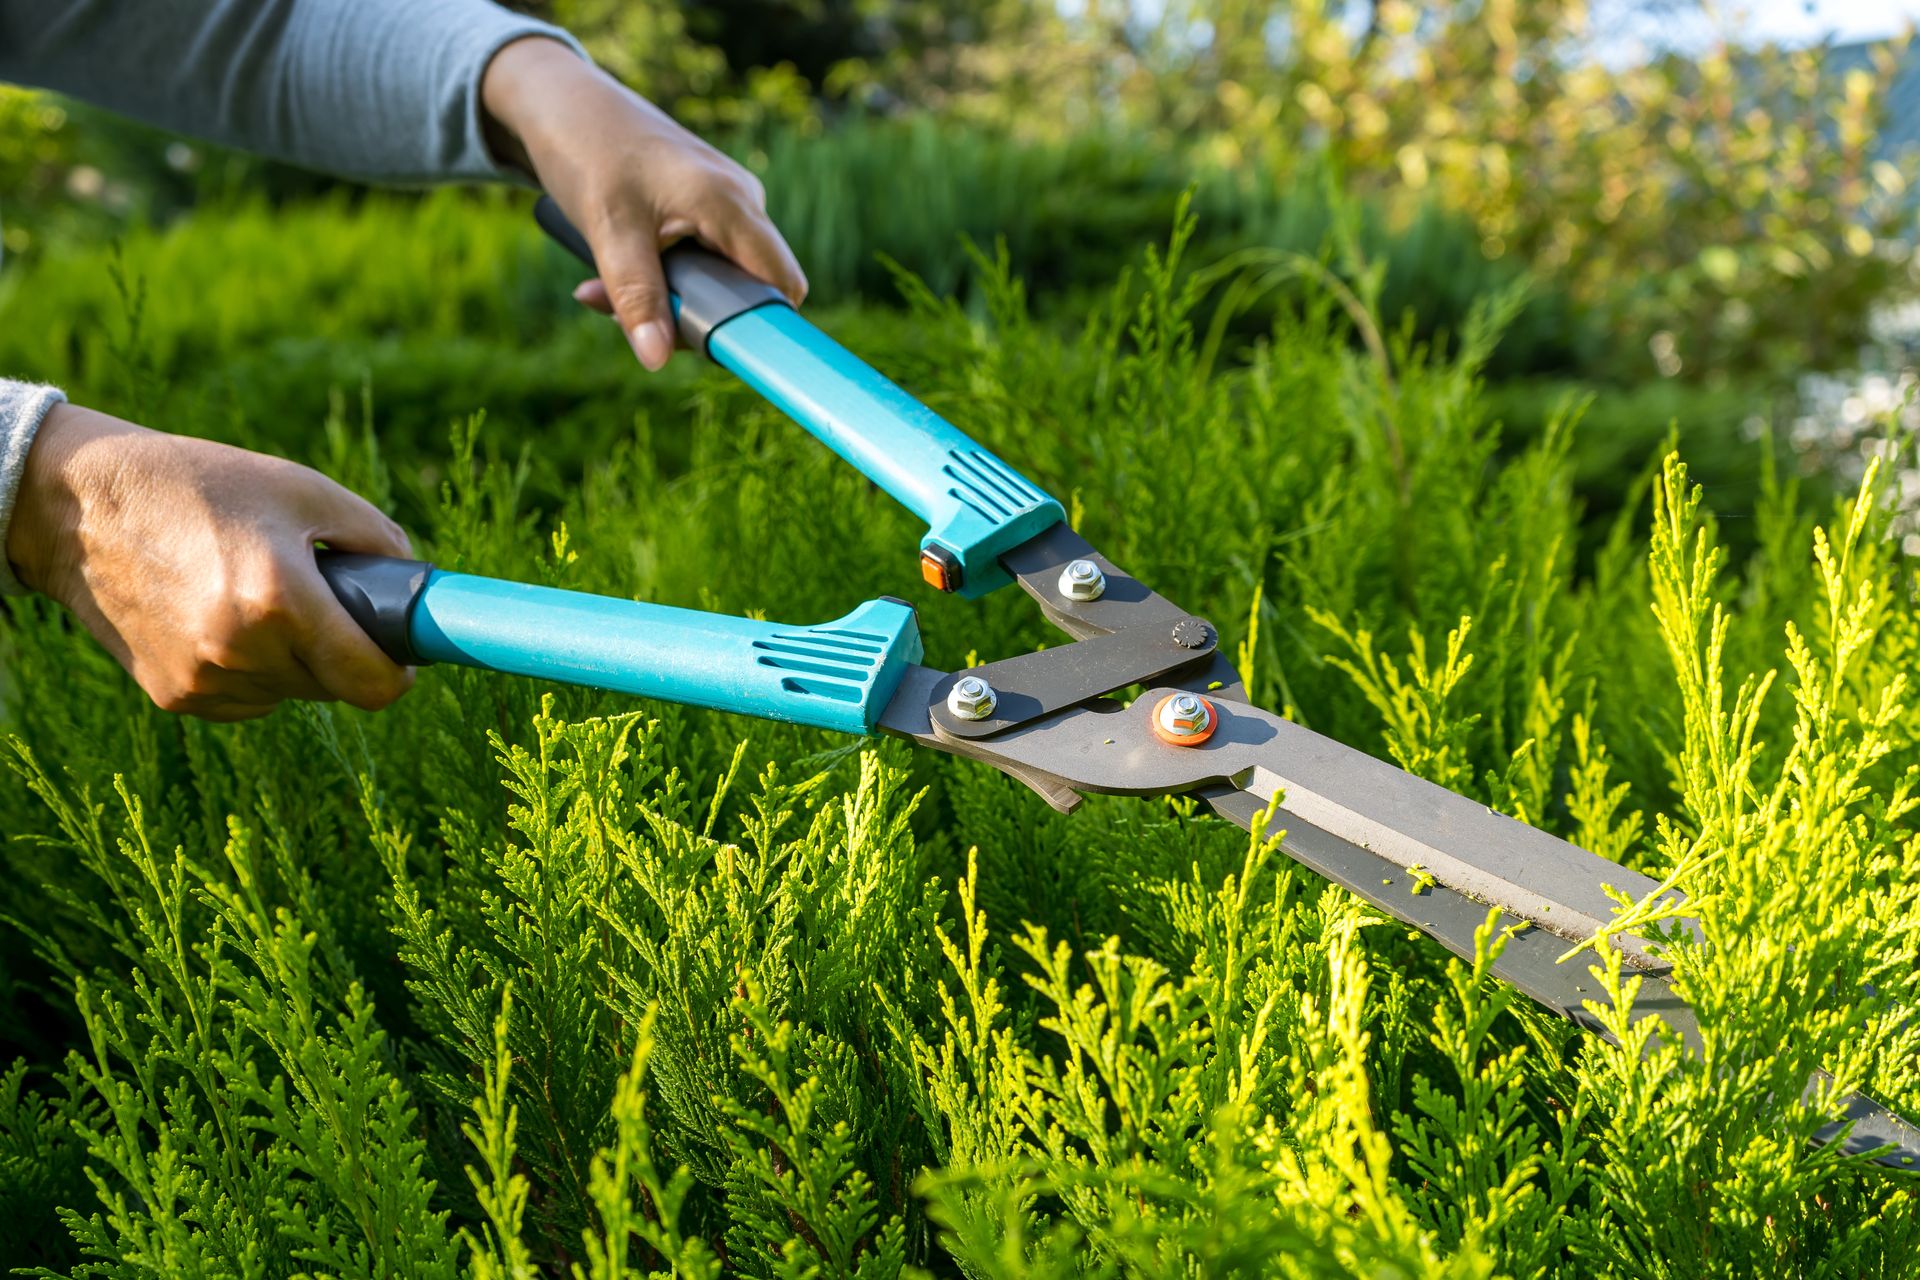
left=1, top=0, right=1917, bottom=509
left=3, top=2, right=1915, bottom=373
left=543, top=0, right=1920, bottom=386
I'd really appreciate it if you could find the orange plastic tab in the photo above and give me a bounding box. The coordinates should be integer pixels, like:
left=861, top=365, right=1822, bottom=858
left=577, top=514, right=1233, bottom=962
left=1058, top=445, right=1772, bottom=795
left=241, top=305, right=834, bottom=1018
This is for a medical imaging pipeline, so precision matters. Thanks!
left=919, top=547, right=960, bottom=593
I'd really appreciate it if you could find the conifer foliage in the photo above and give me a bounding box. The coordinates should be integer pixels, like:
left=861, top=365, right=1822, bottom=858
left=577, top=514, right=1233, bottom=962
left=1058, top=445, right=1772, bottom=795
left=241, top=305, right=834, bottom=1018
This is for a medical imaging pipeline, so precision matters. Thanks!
left=0, top=199, right=1915, bottom=1276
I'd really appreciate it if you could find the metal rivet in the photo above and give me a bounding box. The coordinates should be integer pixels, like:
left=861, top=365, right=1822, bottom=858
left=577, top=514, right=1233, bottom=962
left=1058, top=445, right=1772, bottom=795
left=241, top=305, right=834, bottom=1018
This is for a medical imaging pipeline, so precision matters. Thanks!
left=1171, top=618, right=1210, bottom=649
left=1058, top=559, right=1106, bottom=602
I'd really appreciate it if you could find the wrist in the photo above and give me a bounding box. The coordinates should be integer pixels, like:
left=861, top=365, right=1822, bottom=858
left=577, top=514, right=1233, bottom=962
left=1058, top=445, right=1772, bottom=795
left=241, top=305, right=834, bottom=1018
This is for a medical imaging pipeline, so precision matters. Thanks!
left=481, top=36, right=600, bottom=180
left=8, top=403, right=118, bottom=598
left=7, top=402, right=76, bottom=595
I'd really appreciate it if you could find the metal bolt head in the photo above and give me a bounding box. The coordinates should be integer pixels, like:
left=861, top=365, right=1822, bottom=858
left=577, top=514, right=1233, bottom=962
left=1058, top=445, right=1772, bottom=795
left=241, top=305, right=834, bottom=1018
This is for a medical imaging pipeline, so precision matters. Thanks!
left=948, top=675, right=998, bottom=720
left=1154, top=692, right=1216, bottom=744
left=1058, top=559, right=1107, bottom=602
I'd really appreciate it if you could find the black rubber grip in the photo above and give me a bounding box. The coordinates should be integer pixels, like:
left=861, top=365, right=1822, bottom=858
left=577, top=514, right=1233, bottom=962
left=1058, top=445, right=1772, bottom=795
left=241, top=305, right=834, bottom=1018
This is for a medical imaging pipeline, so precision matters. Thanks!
left=532, top=194, right=789, bottom=356
left=317, top=552, right=433, bottom=666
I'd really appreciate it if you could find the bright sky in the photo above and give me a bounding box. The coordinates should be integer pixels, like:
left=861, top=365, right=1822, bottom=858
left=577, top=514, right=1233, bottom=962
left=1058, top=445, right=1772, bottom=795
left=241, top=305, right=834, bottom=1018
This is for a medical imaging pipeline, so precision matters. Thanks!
left=1735, top=0, right=1920, bottom=44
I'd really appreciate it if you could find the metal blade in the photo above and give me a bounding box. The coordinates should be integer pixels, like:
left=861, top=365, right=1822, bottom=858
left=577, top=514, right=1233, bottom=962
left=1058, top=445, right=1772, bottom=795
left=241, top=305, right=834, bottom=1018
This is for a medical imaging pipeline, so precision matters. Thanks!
left=1203, top=784, right=1920, bottom=1170
left=1225, top=719, right=1697, bottom=963
left=1202, top=784, right=1660, bottom=1025
left=882, top=668, right=1920, bottom=1167
left=893, top=682, right=1682, bottom=959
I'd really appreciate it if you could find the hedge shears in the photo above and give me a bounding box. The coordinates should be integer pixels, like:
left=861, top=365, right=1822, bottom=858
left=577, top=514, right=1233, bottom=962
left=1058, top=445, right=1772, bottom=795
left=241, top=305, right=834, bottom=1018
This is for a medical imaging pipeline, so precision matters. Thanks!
left=318, top=197, right=1920, bottom=1167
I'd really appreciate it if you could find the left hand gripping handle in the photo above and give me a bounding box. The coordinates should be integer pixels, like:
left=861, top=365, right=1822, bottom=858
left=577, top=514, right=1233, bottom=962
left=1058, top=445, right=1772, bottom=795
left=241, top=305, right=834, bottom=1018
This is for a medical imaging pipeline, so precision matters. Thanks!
left=534, top=195, right=1064, bottom=597
left=317, top=552, right=923, bottom=735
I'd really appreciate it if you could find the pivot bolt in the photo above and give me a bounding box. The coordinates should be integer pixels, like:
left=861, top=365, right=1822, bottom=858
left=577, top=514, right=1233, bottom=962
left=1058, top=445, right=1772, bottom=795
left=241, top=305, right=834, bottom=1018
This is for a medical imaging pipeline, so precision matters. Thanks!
left=948, top=675, right=998, bottom=721
left=1152, top=692, right=1217, bottom=746
left=1171, top=618, right=1211, bottom=649
left=1058, top=559, right=1107, bottom=602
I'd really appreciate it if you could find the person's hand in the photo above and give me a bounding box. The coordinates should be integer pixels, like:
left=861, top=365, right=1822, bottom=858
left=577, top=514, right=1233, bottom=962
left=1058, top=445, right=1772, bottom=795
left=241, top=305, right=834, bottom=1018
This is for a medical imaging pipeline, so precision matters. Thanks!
left=7, top=403, right=415, bottom=721
left=480, top=35, right=807, bottom=372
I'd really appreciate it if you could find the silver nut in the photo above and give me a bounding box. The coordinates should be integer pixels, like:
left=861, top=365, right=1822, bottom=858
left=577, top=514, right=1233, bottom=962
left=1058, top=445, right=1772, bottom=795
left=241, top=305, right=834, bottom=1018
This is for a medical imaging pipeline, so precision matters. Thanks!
left=1058, top=559, right=1107, bottom=601
left=1158, top=693, right=1212, bottom=738
left=948, top=675, right=998, bottom=720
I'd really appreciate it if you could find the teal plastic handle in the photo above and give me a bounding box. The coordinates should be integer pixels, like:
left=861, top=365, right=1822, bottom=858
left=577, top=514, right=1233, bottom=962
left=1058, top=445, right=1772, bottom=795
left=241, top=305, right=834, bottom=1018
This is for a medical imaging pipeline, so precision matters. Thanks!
left=408, top=570, right=922, bottom=735
left=531, top=196, right=1064, bottom=597
left=705, top=307, right=1063, bottom=597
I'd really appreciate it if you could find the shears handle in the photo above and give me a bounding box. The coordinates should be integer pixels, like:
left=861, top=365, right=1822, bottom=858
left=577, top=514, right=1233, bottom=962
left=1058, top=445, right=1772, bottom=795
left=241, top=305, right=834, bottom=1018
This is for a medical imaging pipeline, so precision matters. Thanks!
left=317, top=553, right=922, bottom=736
left=534, top=195, right=1063, bottom=597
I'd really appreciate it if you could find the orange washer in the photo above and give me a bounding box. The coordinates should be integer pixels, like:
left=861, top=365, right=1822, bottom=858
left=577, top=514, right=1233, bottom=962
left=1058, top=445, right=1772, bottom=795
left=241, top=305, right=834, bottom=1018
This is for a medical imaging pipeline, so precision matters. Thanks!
left=1151, top=693, right=1218, bottom=746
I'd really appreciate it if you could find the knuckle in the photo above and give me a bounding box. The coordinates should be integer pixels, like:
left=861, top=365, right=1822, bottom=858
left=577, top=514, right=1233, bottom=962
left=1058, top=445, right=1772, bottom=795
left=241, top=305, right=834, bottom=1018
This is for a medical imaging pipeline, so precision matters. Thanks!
left=233, top=568, right=294, bottom=628
left=715, top=172, right=763, bottom=211
left=608, top=277, right=668, bottom=317
left=150, top=689, right=193, bottom=715
left=179, top=661, right=229, bottom=701
left=192, top=634, right=246, bottom=673
left=146, top=675, right=200, bottom=715
left=347, top=665, right=412, bottom=712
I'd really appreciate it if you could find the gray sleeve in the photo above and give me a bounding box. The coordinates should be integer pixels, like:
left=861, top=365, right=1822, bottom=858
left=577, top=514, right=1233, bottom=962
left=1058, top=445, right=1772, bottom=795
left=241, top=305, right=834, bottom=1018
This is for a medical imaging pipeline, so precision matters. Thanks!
left=0, top=0, right=587, bottom=184
left=0, top=381, right=66, bottom=596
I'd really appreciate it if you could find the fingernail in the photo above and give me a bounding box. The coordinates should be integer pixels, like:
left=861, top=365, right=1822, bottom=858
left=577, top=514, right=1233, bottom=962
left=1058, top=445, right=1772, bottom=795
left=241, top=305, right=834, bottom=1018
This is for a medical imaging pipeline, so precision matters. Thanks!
left=628, top=320, right=673, bottom=372
left=572, top=280, right=595, bottom=304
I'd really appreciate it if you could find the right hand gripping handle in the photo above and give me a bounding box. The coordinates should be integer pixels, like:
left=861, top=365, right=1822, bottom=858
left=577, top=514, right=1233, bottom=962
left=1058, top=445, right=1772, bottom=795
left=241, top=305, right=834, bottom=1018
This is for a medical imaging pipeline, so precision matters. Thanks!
left=535, top=194, right=787, bottom=356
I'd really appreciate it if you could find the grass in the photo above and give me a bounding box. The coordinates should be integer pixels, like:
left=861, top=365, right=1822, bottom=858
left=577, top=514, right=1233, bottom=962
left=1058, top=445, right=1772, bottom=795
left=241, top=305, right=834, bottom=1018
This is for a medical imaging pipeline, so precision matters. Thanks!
left=0, top=194, right=1913, bottom=1276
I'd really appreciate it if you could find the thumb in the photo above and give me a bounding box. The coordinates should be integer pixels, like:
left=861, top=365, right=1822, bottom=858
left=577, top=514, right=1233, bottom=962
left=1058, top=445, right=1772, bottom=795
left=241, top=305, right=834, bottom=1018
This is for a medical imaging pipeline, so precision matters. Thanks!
left=596, top=236, right=677, bottom=373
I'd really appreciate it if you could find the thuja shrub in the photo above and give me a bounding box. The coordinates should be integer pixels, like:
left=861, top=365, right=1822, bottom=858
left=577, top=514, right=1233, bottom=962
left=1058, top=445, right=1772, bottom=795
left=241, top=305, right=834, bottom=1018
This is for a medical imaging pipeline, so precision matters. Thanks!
left=0, top=201, right=1914, bottom=1276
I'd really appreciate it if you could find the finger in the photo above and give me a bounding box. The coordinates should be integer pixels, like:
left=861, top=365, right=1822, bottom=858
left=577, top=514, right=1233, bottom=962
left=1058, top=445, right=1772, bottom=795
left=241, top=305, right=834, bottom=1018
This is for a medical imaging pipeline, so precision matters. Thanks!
left=288, top=562, right=417, bottom=712
left=144, top=671, right=284, bottom=720
left=293, top=480, right=416, bottom=711
left=164, top=591, right=339, bottom=710
left=305, top=476, right=411, bottom=561
left=704, top=205, right=809, bottom=307
left=594, top=233, right=677, bottom=372
left=572, top=278, right=615, bottom=315
left=212, top=656, right=335, bottom=705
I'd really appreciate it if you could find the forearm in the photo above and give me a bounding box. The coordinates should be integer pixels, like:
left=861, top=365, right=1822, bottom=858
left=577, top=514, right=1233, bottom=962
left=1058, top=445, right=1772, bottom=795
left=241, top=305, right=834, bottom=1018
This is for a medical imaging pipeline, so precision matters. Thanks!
left=0, top=0, right=585, bottom=183
left=0, top=380, right=66, bottom=595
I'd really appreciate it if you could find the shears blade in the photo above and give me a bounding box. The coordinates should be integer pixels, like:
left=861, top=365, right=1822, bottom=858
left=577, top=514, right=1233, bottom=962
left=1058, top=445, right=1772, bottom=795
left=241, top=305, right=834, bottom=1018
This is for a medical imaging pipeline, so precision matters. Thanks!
left=882, top=668, right=1920, bottom=1168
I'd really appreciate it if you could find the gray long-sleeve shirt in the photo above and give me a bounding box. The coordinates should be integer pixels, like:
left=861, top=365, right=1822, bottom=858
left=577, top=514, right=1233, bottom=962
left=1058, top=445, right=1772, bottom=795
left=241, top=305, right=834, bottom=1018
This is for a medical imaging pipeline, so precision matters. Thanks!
left=0, top=0, right=584, bottom=590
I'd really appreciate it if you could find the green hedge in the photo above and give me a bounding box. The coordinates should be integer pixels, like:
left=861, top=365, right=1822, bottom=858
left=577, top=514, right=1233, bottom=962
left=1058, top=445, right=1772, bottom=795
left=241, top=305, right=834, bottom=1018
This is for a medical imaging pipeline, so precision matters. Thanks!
left=0, top=197, right=1913, bottom=1276
left=6, top=112, right=1600, bottom=375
